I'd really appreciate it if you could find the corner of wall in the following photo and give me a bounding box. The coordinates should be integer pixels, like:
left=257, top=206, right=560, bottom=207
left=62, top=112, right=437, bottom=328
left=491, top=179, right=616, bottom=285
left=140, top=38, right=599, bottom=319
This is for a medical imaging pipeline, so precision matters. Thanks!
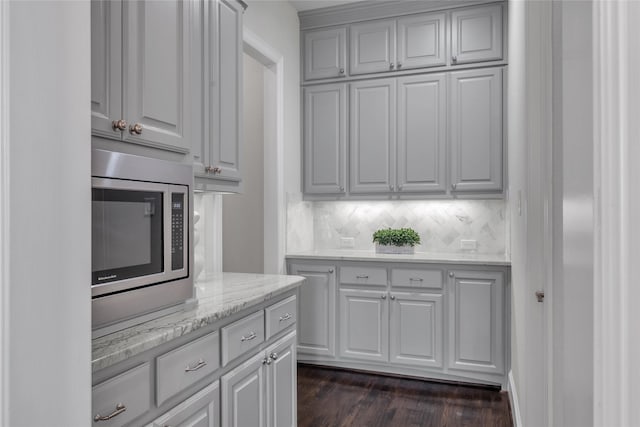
left=508, top=370, right=523, bottom=427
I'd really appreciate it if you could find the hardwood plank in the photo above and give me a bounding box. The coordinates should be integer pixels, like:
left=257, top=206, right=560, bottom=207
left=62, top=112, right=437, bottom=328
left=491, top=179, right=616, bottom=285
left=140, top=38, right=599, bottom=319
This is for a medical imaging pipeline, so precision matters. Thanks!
left=297, top=364, right=512, bottom=427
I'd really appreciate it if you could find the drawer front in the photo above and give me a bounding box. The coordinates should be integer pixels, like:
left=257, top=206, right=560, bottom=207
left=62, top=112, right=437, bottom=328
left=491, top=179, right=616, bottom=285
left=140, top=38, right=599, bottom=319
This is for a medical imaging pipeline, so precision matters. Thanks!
left=92, top=363, right=151, bottom=427
left=156, top=331, right=220, bottom=406
left=340, top=266, right=387, bottom=286
left=391, top=268, right=443, bottom=289
left=265, top=295, right=297, bottom=339
left=221, top=311, right=265, bottom=366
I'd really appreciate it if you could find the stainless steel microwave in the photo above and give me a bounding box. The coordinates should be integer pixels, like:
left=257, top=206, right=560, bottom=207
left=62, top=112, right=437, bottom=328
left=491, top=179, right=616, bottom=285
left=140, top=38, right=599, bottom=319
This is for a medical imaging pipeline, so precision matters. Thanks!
left=91, top=149, right=193, bottom=332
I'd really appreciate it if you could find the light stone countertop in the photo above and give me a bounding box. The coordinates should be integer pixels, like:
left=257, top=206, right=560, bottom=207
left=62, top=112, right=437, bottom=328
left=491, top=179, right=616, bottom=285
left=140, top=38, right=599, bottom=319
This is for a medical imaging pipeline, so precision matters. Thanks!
left=286, top=250, right=510, bottom=266
left=92, top=272, right=304, bottom=373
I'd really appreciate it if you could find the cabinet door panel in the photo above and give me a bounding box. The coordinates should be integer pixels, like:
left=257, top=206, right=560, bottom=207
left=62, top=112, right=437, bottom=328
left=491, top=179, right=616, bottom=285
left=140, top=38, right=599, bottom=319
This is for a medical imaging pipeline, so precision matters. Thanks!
left=350, top=20, right=396, bottom=75
left=450, top=68, right=503, bottom=192
left=397, top=12, right=446, bottom=70
left=390, top=293, right=442, bottom=368
left=303, top=84, right=347, bottom=194
left=448, top=270, right=504, bottom=374
left=124, top=0, right=191, bottom=152
left=451, top=4, right=503, bottom=64
left=304, top=27, right=347, bottom=80
left=221, top=353, right=266, bottom=427
left=350, top=79, right=396, bottom=193
left=289, top=264, right=336, bottom=357
left=147, top=382, right=219, bottom=427
left=397, top=74, right=446, bottom=192
left=266, top=332, right=297, bottom=427
left=91, top=0, right=122, bottom=140
left=339, top=289, right=389, bottom=362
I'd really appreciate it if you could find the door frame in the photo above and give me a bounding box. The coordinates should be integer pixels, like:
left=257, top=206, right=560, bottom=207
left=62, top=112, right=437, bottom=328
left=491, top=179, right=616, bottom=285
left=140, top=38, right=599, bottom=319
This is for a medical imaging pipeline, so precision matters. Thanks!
left=243, top=28, right=286, bottom=274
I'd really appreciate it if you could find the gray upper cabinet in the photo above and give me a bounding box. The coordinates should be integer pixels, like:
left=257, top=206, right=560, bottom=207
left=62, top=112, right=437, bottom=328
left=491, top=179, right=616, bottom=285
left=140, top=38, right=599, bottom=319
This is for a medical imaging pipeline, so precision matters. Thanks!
left=303, top=84, right=347, bottom=194
left=304, top=27, right=347, bottom=81
left=350, top=79, right=396, bottom=193
left=91, top=0, right=191, bottom=153
left=396, top=12, right=446, bottom=70
left=450, top=68, right=503, bottom=192
left=451, top=4, right=503, bottom=65
left=350, top=19, right=396, bottom=75
left=397, top=74, right=447, bottom=193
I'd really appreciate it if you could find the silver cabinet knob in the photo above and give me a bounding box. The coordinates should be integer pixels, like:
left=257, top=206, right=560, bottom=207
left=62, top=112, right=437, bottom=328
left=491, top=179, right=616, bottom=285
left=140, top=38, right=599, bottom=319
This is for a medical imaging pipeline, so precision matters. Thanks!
left=397, top=184, right=403, bottom=191
left=451, top=183, right=457, bottom=190
left=389, top=62, right=395, bottom=70
left=129, top=123, right=143, bottom=135
left=389, top=184, right=394, bottom=191
left=262, top=357, right=271, bottom=365
left=270, top=352, right=278, bottom=360
left=397, top=62, right=402, bottom=69
left=339, top=186, right=345, bottom=192
left=111, top=119, right=127, bottom=131
left=452, top=55, right=458, bottom=64
left=390, top=295, right=396, bottom=300
left=448, top=272, right=454, bottom=278
left=328, top=269, right=334, bottom=274
left=339, top=68, right=345, bottom=75
left=381, top=294, right=387, bottom=300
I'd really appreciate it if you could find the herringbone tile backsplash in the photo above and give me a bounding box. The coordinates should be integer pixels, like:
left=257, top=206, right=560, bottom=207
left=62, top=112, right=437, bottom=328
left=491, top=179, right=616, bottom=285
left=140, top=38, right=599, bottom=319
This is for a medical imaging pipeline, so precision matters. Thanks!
left=287, top=195, right=508, bottom=255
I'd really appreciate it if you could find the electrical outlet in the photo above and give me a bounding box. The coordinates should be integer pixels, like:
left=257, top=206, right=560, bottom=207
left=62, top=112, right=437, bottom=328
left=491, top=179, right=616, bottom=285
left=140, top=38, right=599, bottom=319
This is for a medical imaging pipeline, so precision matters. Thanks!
left=460, top=239, right=477, bottom=251
left=340, top=237, right=355, bottom=248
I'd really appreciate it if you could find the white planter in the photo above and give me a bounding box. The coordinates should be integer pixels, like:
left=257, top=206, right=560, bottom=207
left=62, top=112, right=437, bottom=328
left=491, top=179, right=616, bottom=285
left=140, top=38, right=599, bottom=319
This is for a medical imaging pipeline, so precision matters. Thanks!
left=375, top=243, right=415, bottom=254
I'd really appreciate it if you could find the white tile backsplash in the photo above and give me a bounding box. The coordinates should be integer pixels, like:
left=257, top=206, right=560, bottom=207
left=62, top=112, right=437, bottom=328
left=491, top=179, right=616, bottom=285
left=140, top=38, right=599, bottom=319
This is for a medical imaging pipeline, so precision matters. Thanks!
left=287, top=197, right=507, bottom=255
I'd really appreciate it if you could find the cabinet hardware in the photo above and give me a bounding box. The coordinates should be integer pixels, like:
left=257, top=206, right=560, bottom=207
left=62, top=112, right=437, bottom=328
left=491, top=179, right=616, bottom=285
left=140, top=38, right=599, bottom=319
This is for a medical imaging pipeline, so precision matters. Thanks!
left=535, top=291, right=545, bottom=303
left=451, top=183, right=457, bottom=190
left=129, top=123, right=143, bottom=135
left=184, top=359, right=207, bottom=372
left=448, top=272, right=454, bottom=278
left=381, top=294, right=387, bottom=300
left=397, top=62, right=402, bottom=69
left=270, top=352, right=279, bottom=360
left=262, top=356, right=271, bottom=365
left=111, top=119, right=127, bottom=131
left=241, top=331, right=257, bottom=342
left=390, top=295, right=396, bottom=300
left=204, top=166, right=222, bottom=175
left=94, top=403, right=126, bottom=422
left=328, top=269, right=334, bottom=274
left=389, top=62, right=395, bottom=69
left=409, top=277, right=423, bottom=282
left=356, top=275, right=369, bottom=279
left=339, top=68, right=345, bottom=75
left=389, top=185, right=394, bottom=191
left=397, top=184, right=403, bottom=190
left=452, top=55, right=458, bottom=63
left=339, top=186, right=345, bottom=192
left=279, top=313, right=292, bottom=322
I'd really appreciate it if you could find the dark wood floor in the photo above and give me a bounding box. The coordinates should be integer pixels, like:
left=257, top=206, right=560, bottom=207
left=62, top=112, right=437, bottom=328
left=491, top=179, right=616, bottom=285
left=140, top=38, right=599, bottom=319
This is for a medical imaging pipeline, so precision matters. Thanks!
left=297, top=364, right=513, bottom=427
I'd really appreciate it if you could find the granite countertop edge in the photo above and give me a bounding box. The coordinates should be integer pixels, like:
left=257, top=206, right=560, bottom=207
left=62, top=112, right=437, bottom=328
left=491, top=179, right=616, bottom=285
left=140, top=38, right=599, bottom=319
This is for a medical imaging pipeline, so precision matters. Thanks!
left=92, top=273, right=304, bottom=373
left=285, top=250, right=511, bottom=266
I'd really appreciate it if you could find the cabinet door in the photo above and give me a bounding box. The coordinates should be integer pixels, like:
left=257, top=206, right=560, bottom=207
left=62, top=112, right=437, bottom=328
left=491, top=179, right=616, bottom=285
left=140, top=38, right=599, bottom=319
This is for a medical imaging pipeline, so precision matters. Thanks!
left=147, top=382, right=219, bottom=427
left=221, top=353, right=266, bottom=427
left=397, top=12, right=446, bottom=70
left=448, top=270, right=504, bottom=374
left=91, top=0, right=122, bottom=140
left=304, top=27, right=347, bottom=81
left=339, top=289, right=389, bottom=363
left=289, top=264, right=336, bottom=357
left=210, top=0, right=243, bottom=181
left=350, top=19, right=396, bottom=75
left=349, top=79, right=396, bottom=193
left=123, top=0, right=191, bottom=152
left=451, top=4, right=503, bottom=65
left=303, top=84, right=347, bottom=194
left=450, top=68, right=503, bottom=192
left=266, top=331, right=297, bottom=427
left=389, top=292, right=442, bottom=368
left=397, top=74, right=447, bottom=193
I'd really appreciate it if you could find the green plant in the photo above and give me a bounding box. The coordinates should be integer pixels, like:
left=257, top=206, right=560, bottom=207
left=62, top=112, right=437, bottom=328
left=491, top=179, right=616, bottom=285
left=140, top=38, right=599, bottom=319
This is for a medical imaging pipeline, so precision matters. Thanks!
left=372, top=228, right=421, bottom=247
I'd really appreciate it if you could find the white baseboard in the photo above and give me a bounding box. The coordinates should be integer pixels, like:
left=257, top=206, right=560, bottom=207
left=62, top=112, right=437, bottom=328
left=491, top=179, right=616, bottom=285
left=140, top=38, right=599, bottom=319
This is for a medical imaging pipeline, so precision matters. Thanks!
left=508, top=370, right=523, bottom=427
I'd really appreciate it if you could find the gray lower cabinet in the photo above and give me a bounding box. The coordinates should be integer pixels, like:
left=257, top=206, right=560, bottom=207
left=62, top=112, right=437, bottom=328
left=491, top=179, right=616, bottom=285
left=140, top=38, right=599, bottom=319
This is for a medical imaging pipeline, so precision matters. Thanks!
left=147, top=382, right=220, bottom=427
left=91, top=0, right=192, bottom=153
left=221, top=353, right=266, bottom=427
left=339, top=289, right=389, bottom=362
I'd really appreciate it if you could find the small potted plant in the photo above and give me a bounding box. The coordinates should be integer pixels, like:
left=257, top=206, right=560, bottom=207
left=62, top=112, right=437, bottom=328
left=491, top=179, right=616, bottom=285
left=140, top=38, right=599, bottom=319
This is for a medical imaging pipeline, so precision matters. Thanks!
left=372, top=227, right=421, bottom=254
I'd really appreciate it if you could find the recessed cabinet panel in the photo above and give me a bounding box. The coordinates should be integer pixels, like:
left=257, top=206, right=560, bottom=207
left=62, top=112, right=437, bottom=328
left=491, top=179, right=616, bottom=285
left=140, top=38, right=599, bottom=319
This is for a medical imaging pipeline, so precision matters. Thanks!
left=451, top=4, right=503, bottom=64
left=266, top=332, right=297, bottom=427
left=289, top=264, right=336, bottom=357
left=350, top=79, right=396, bottom=193
left=397, top=74, right=447, bottom=193
left=147, top=381, right=220, bottom=427
left=124, top=0, right=191, bottom=152
left=390, top=293, right=442, bottom=368
left=450, top=68, right=503, bottom=192
left=303, top=84, right=347, bottom=194
left=397, top=12, right=446, bottom=70
left=339, top=289, right=389, bottom=362
left=448, top=270, right=504, bottom=374
left=304, top=27, right=347, bottom=80
left=350, top=19, right=396, bottom=75
left=221, top=353, right=266, bottom=427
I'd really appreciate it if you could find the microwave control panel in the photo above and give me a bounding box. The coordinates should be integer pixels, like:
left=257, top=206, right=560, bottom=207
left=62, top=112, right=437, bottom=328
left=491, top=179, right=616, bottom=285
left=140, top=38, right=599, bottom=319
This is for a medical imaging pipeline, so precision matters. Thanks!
left=171, top=192, right=185, bottom=271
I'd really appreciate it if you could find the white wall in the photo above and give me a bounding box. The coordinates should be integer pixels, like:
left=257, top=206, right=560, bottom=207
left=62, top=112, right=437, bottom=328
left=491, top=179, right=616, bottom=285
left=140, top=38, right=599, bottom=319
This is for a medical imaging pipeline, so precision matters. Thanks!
left=223, top=54, right=265, bottom=273
left=3, top=1, right=91, bottom=425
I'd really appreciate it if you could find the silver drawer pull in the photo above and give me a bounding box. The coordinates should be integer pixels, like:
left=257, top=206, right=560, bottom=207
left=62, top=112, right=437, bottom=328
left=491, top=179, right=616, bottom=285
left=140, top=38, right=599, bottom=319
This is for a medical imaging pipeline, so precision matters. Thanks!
left=184, top=359, right=207, bottom=372
left=409, top=278, right=424, bottom=282
left=356, top=275, right=369, bottom=279
left=241, top=331, right=257, bottom=342
left=94, top=403, right=126, bottom=422
left=279, top=313, right=292, bottom=322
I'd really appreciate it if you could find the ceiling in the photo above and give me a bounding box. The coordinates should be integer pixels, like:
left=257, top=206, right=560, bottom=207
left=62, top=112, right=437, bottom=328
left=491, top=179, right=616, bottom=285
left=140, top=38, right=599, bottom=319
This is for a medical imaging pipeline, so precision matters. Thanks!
left=289, top=0, right=366, bottom=12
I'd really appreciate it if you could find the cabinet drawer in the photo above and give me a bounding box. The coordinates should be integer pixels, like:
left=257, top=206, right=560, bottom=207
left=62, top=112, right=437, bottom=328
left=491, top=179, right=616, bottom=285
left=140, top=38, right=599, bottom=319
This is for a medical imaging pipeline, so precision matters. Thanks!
left=391, top=268, right=443, bottom=289
left=92, top=363, right=151, bottom=427
left=156, top=331, right=220, bottom=406
left=265, top=295, right=297, bottom=339
left=340, top=266, right=387, bottom=286
left=221, top=311, right=265, bottom=366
